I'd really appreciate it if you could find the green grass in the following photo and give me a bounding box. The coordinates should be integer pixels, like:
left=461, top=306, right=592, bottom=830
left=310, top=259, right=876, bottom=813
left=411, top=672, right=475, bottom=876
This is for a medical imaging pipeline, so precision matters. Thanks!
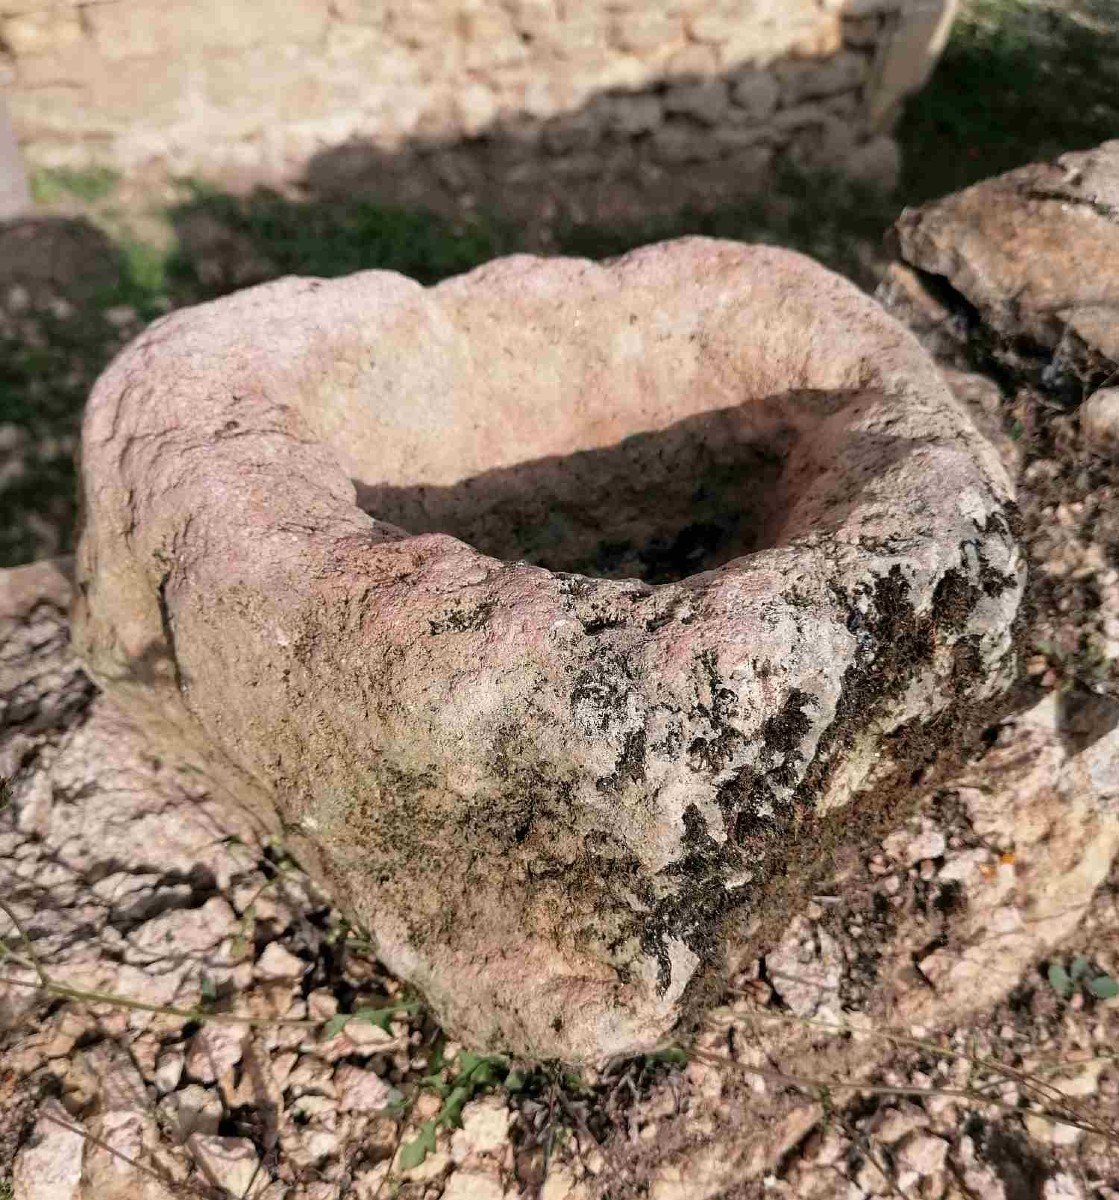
left=167, top=164, right=895, bottom=303
left=30, top=165, right=120, bottom=207
left=898, top=0, right=1119, bottom=201
left=171, top=186, right=506, bottom=291
left=115, top=238, right=171, bottom=315
left=0, top=163, right=891, bottom=569
left=0, top=319, right=103, bottom=564
left=552, top=166, right=897, bottom=286
left=165, top=187, right=507, bottom=303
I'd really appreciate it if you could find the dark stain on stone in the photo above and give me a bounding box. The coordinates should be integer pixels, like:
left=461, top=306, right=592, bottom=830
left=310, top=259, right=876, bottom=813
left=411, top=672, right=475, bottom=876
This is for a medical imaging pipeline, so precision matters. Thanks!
left=932, top=567, right=979, bottom=634
left=657, top=533, right=1023, bottom=1022
left=597, top=726, right=648, bottom=793
left=427, top=598, right=496, bottom=634
left=156, top=570, right=186, bottom=695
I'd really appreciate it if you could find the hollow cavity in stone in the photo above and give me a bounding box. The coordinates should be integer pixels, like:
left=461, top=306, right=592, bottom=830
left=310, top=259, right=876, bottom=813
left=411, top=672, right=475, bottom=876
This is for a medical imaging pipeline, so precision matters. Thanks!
left=357, top=393, right=855, bottom=584
left=73, top=239, right=1024, bottom=1062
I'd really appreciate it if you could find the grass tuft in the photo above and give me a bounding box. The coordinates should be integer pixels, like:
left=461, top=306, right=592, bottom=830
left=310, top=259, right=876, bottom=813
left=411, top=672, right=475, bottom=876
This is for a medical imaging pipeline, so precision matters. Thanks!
left=30, top=166, right=120, bottom=207
left=899, top=0, right=1119, bottom=201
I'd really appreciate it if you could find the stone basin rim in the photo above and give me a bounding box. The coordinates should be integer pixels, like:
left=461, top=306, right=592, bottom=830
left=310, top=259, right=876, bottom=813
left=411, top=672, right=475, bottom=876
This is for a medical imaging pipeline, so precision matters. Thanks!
left=73, top=237, right=1024, bottom=1063
left=77, top=237, right=1015, bottom=612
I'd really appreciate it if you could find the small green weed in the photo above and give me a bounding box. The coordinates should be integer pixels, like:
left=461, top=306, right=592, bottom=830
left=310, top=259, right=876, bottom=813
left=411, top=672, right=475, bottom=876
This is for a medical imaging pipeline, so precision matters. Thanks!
left=322, top=1001, right=422, bottom=1041
left=400, top=1049, right=514, bottom=1169
left=115, top=239, right=170, bottom=315
left=31, top=166, right=120, bottom=206
left=1047, top=955, right=1119, bottom=1001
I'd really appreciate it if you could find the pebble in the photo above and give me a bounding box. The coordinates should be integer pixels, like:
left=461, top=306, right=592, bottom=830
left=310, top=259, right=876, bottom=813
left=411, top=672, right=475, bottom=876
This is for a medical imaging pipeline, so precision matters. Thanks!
left=304, top=1185, right=342, bottom=1200
left=963, top=1165, right=1006, bottom=1200
left=1080, top=387, right=1119, bottom=452
left=153, top=1048, right=185, bottom=1094
left=254, top=941, right=307, bottom=980
left=12, top=1101, right=85, bottom=1200
left=163, top=1083, right=223, bottom=1140
left=301, top=1180, right=340, bottom=1200
left=343, top=1022, right=401, bottom=1051
left=457, top=1096, right=513, bottom=1156
left=1045, top=1173, right=1086, bottom=1200
left=868, top=1103, right=924, bottom=1145
left=285, top=1125, right=341, bottom=1167
left=895, top=1132, right=949, bottom=1177
left=307, top=989, right=339, bottom=1020
left=766, top=923, right=843, bottom=1017
left=188, top=1133, right=264, bottom=1196
left=291, top=1094, right=338, bottom=1126
left=288, top=1055, right=337, bottom=1097
left=89, top=1042, right=149, bottom=1112
left=443, top=1170, right=507, bottom=1200
left=41, top=1009, right=87, bottom=1060
left=811, top=1130, right=848, bottom=1167
left=334, top=1064, right=391, bottom=1113
left=186, top=1022, right=245, bottom=1083
left=272, top=1049, right=299, bottom=1088
left=352, top=1163, right=391, bottom=1196
left=542, top=1166, right=587, bottom=1200
left=854, top=1157, right=890, bottom=1195
left=885, top=825, right=947, bottom=866
left=1025, top=1114, right=1083, bottom=1148
left=939, top=848, right=989, bottom=886
left=397, top=1146, right=450, bottom=1181
left=1054, top=1059, right=1102, bottom=1098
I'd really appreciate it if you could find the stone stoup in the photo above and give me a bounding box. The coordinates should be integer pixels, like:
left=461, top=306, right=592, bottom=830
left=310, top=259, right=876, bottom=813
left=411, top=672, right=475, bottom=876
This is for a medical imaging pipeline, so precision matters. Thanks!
left=0, top=0, right=955, bottom=192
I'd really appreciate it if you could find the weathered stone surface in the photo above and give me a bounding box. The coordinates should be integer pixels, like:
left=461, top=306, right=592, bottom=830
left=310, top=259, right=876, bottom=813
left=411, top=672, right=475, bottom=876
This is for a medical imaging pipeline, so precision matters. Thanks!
left=334, top=1064, right=391, bottom=1113
left=187, top=1134, right=263, bottom=1197
left=776, top=50, right=866, bottom=104
left=728, top=68, right=780, bottom=121
left=0, top=558, right=262, bottom=1038
left=444, top=1171, right=506, bottom=1200
left=895, top=140, right=1119, bottom=370
left=636, top=696, right=1119, bottom=1196
left=662, top=78, right=731, bottom=126
left=74, top=238, right=1023, bottom=1061
left=1, top=542, right=1114, bottom=1193
left=1, top=7, right=82, bottom=57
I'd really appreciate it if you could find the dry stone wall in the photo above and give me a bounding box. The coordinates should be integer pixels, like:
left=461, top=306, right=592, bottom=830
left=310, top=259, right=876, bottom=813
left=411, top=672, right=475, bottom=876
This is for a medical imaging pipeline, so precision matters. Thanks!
left=1, top=0, right=956, bottom=193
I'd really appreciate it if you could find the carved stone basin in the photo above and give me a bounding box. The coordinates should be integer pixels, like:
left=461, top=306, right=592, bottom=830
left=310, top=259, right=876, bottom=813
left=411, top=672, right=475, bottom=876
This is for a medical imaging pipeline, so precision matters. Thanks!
left=74, top=239, right=1024, bottom=1061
